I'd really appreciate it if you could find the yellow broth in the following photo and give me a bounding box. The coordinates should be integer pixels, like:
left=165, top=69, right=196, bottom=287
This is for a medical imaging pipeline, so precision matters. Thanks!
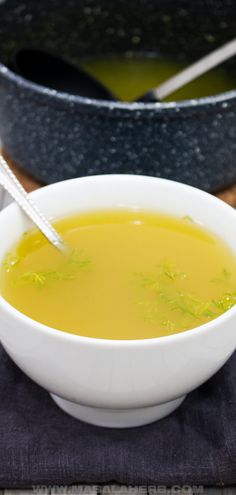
left=81, top=55, right=236, bottom=102
left=1, top=209, right=236, bottom=339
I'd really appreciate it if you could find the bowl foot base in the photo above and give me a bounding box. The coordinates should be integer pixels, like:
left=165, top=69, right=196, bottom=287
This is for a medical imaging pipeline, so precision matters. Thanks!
left=50, top=393, right=186, bottom=428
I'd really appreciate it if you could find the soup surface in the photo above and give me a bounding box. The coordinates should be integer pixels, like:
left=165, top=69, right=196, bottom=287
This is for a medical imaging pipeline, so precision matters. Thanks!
left=81, top=55, right=236, bottom=101
left=1, top=209, right=236, bottom=339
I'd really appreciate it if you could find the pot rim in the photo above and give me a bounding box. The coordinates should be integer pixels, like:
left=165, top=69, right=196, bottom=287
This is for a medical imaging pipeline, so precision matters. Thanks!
left=1, top=62, right=236, bottom=115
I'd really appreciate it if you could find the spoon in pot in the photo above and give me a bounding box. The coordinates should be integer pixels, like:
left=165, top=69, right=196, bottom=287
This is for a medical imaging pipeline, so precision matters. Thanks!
left=0, top=155, right=67, bottom=253
left=137, top=38, right=236, bottom=102
left=13, top=49, right=115, bottom=100
left=13, top=39, right=236, bottom=102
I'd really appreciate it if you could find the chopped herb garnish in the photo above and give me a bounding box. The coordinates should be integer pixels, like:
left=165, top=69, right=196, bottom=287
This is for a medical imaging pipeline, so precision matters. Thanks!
left=135, top=261, right=236, bottom=327
left=223, top=268, right=231, bottom=280
left=2, top=253, right=22, bottom=272
left=67, top=247, right=91, bottom=269
left=13, top=248, right=92, bottom=288
left=162, top=320, right=176, bottom=331
left=211, top=268, right=232, bottom=284
left=134, top=273, right=160, bottom=291
left=183, top=215, right=194, bottom=223
left=162, top=262, right=187, bottom=281
left=213, top=292, right=236, bottom=312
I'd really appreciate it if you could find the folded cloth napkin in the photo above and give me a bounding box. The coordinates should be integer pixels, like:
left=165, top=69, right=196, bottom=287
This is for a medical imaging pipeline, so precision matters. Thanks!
left=0, top=344, right=235, bottom=488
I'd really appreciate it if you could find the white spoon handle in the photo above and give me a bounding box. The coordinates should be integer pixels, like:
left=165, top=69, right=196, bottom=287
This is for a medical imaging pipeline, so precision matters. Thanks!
left=154, top=38, right=236, bottom=101
left=0, top=156, right=66, bottom=253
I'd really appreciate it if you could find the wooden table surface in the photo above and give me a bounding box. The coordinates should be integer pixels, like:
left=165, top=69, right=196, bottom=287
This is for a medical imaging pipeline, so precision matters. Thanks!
left=0, top=149, right=235, bottom=494
left=2, top=148, right=236, bottom=206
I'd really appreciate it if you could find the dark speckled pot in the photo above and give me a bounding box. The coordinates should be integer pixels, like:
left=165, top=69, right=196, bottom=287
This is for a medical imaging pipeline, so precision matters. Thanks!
left=0, top=0, right=236, bottom=190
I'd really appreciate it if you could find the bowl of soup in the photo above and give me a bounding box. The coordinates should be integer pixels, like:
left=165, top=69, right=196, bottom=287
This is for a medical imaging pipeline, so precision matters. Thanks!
left=0, top=0, right=236, bottom=190
left=0, top=174, right=236, bottom=428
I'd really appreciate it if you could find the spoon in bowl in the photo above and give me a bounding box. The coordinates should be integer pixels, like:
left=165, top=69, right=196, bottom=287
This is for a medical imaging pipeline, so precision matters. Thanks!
left=0, top=155, right=67, bottom=253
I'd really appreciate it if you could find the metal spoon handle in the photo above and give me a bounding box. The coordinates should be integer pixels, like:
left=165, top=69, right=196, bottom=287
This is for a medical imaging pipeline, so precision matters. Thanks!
left=0, top=156, right=66, bottom=253
left=154, top=38, right=236, bottom=101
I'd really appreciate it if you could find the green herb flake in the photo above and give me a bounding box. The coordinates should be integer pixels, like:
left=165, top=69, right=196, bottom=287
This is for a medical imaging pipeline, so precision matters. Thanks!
left=2, top=253, right=22, bottom=273
left=211, top=268, right=232, bottom=285
left=183, top=215, right=194, bottom=223
left=135, top=261, right=236, bottom=326
left=213, top=292, right=236, bottom=312
left=223, top=268, right=231, bottom=280
left=162, top=320, right=176, bottom=331
left=134, top=272, right=160, bottom=291
left=162, top=262, right=187, bottom=281
left=15, top=248, right=92, bottom=288
left=67, top=248, right=91, bottom=269
left=17, top=271, right=47, bottom=288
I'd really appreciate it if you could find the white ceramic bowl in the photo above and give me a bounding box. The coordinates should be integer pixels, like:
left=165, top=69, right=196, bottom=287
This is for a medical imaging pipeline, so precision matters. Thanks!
left=0, top=174, right=236, bottom=428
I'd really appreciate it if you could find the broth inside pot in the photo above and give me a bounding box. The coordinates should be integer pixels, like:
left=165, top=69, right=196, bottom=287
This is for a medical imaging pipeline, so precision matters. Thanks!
left=81, top=54, right=236, bottom=101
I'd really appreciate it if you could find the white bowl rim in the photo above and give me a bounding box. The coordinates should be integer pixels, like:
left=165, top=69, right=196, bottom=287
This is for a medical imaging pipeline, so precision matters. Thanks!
left=0, top=173, right=236, bottom=348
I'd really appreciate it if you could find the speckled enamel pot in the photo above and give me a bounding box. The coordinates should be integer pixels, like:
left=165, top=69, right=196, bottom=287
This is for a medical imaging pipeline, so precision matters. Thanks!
left=0, top=0, right=236, bottom=190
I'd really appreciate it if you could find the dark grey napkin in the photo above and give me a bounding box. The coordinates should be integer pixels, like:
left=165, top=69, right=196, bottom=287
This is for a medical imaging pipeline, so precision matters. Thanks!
left=0, top=344, right=235, bottom=488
